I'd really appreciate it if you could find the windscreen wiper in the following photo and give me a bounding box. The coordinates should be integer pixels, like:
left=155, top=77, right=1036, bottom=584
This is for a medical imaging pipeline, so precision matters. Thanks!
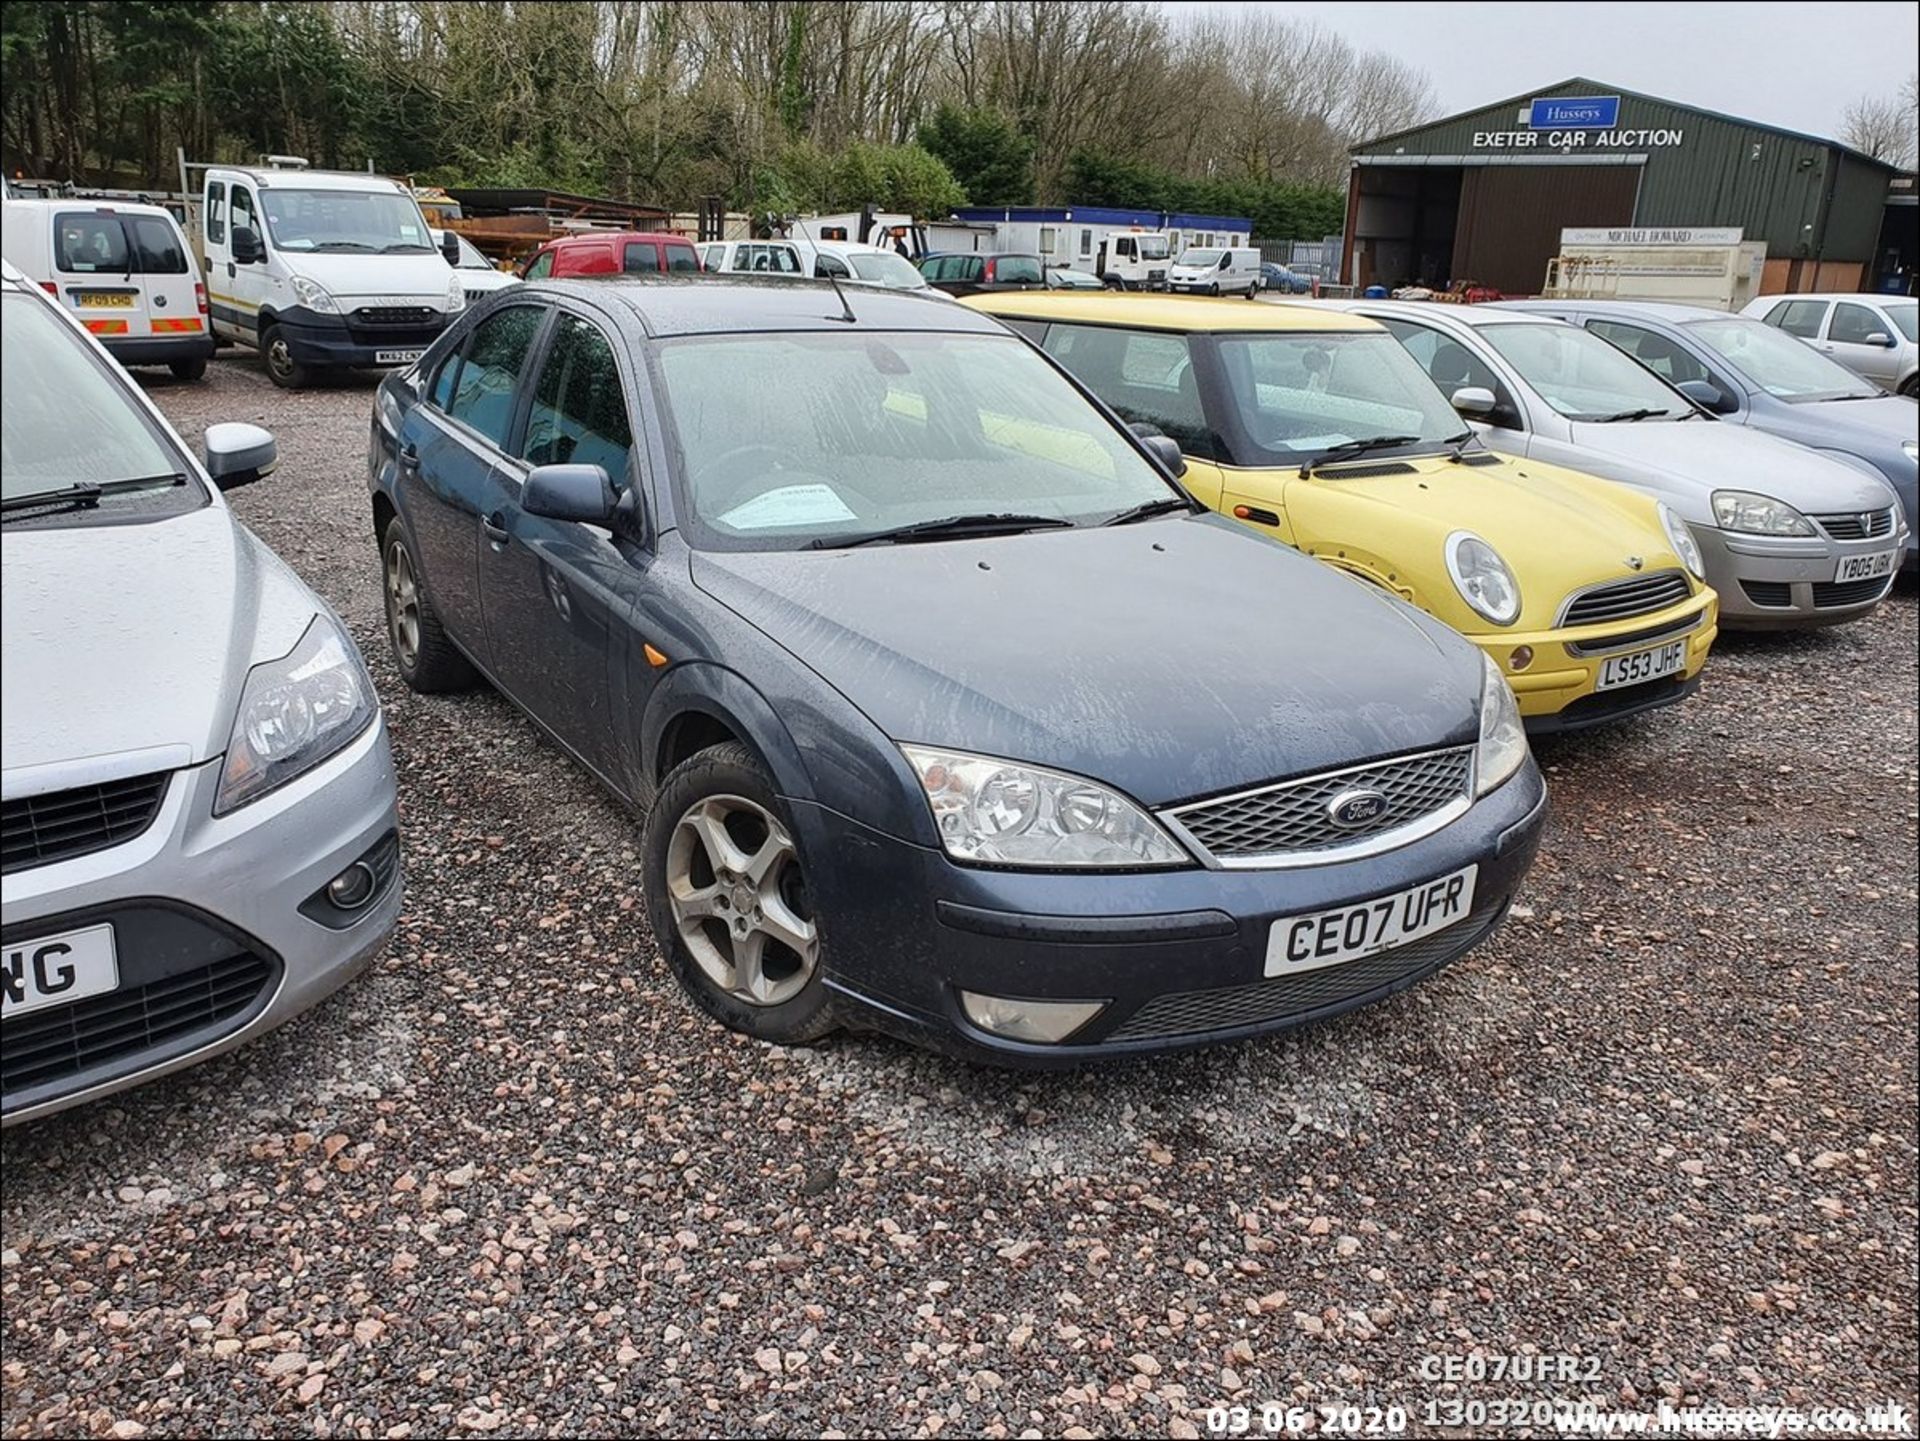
left=1440, top=428, right=1481, bottom=461
left=381, top=243, right=435, bottom=253
left=1298, top=434, right=1420, bottom=478
left=811, top=513, right=1073, bottom=550
left=1, top=472, right=187, bottom=518
left=1102, top=496, right=1194, bottom=526
left=1593, top=407, right=1669, bottom=423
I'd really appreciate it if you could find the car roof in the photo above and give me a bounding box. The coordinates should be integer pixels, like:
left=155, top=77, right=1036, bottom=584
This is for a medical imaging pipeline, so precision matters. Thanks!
left=1, top=195, right=182, bottom=219
left=545, top=230, right=692, bottom=246
left=530, top=275, right=1005, bottom=338
left=1765, top=292, right=1912, bottom=303
left=1495, top=299, right=1724, bottom=325
left=1310, top=298, right=1560, bottom=330
left=965, top=292, right=1380, bottom=333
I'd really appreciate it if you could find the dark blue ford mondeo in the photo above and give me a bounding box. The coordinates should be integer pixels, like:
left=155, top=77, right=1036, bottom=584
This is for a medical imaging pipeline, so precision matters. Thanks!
left=369, top=277, right=1547, bottom=1063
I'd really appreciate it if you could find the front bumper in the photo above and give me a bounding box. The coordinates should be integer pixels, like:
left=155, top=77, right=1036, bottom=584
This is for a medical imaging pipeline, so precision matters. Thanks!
left=1697, top=522, right=1906, bottom=628
left=1472, top=588, right=1719, bottom=732
left=275, top=304, right=451, bottom=371
left=788, top=760, right=1548, bottom=1066
left=1, top=719, right=401, bottom=1125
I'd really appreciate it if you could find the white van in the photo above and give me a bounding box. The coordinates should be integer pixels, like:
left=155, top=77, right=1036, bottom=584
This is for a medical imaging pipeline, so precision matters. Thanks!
left=2, top=197, right=216, bottom=379
left=198, top=160, right=465, bottom=388
left=1167, top=245, right=1262, bottom=298
left=700, top=238, right=809, bottom=276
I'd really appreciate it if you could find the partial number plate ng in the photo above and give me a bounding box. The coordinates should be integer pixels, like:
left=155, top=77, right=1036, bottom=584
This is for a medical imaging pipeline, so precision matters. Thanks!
left=375, top=348, right=424, bottom=365
left=1834, top=550, right=1896, bottom=584
left=1597, top=638, right=1686, bottom=692
left=1265, top=865, right=1477, bottom=978
left=2, top=923, right=119, bottom=1022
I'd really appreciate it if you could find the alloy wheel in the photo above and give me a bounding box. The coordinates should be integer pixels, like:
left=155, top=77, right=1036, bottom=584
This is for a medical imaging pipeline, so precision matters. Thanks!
left=385, top=538, right=421, bottom=668
left=666, top=794, right=818, bottom=1007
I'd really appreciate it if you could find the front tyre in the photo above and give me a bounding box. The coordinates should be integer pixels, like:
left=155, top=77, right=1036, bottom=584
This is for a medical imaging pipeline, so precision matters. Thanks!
left=642, top=742, right=835, bottom=1045
left=261, top=322, right=313, bottom=390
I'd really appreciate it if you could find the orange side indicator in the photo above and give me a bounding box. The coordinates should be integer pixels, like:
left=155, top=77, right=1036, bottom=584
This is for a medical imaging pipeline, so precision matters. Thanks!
left=1231, top=505, right=1251, bottom=519
left=643, top=643, right=670, bottom=668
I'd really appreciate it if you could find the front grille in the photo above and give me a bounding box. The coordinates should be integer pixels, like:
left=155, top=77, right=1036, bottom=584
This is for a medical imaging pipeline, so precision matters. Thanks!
left=352, top=306, right=436, bottom=327
left=1107, top=901, right=1506, bottom=1041
left=1813, top=576, right=1894, bottom=608
left=1741, top=579, right=1793, bottom=608
left=1559, top=569, right=1692, bottom=627
left=1565, top=613, right=1702, bottom=657
left=1811, top=508, right=1895, bottom=541
left=1165, top=747, right=1474, bottom=864
left=2, top=774, right=170, bottom=876
left=1, top=952, right=272, bottom=1097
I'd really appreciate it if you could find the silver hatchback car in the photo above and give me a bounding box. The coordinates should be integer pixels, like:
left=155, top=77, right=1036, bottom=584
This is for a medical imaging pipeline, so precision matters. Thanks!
left=1, top=263, right=401, bottom=1126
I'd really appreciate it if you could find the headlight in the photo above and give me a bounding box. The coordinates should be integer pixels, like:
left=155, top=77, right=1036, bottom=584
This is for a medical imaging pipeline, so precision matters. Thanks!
left=445, top=271, right=466, bottom=314
left=215, top=616, right=377, bottom=814
left=289, top=275, right=338, bottom=314
left=1444, top=530, right=1522, bottom=626
left=900, top=745, right=1188, bottom=869
left=1710, top=490, right=1814, bottom=536
left=1658, top=501, right=1705, bottom=580
left=1475, top=653, right=1528, bottom=798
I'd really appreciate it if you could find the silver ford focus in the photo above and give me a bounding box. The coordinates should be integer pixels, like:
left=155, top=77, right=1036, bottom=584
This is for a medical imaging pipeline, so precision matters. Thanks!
left=0, top=262, right=400, bottom=1126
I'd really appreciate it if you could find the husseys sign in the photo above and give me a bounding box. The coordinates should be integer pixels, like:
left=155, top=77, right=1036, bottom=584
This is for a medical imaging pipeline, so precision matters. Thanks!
left=1471, top=94, right=1684, bottom=151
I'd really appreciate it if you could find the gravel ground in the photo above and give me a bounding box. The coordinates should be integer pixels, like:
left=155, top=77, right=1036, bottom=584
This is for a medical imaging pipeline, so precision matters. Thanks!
left=3, top=355, right=1916, bottom=1440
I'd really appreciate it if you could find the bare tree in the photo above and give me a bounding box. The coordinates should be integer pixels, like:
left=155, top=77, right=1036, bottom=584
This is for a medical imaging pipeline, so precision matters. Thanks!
left=1840, top=73, right=1918, bottom=169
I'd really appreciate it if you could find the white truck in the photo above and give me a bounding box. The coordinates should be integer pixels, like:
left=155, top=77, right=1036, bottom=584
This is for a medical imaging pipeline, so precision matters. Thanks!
left=1093, top=230, right=1173, bottom=290
left=189, top=156, right=466, bottom=388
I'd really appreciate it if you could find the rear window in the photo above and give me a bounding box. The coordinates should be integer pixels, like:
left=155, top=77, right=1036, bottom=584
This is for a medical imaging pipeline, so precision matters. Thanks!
left=54, top=214, right=130, bottom=273
left=993, top=255, right=1042, bottom=284
left=129, top=216, right=188, bottom=273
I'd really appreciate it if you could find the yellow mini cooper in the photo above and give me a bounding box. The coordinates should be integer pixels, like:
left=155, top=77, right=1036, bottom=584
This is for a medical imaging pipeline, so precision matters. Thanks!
left=965, top=292, right=1720, bottom=734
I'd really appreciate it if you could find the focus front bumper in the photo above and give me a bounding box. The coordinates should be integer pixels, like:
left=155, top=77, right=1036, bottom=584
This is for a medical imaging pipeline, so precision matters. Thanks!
left=1, top=719, right=401, bottom=1125
left=788, top=760, right=1548, bottom=1066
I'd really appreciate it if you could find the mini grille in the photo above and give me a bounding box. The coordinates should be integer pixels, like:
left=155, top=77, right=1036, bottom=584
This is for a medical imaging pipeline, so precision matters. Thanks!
left=1, top=952, right=272, bottom=1099
left=1107, top=903, right=1504, bottom=1041
left=1559, top=570, right=1691, bottom=627
left=1167, top=747, right=1473, bottom=863
left=1811, top=509, right=1895, bottom=541
left=1741, top=580, right=1793, bottom=608
left=1813, top=576, right=1894, bottom=608
left=2, top=774, right=170, bottom=875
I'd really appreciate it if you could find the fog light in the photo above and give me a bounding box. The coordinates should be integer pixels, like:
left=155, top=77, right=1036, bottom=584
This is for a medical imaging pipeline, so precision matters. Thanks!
left=325, top=862, right=378, bottom=911
left=1508, top=645, right=1534, bottom=672
left=960, top=991, right=1106, bottom=1043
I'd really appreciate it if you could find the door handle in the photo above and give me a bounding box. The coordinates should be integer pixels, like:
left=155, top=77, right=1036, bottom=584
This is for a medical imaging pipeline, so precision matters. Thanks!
left=396, top=441, right=419, bottom=470
left=482, top=513, right=510, bottom=546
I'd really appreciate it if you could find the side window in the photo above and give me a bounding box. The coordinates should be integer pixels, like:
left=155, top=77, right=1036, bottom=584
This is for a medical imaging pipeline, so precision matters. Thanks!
left=1587, top=320, right=1711, bottom=386
left=623, top=241, right=661, bottom=274
left=445, top=305, right=545, bottom=447
left=1080, top=229, right=1093, bottom=258
left=1830, top=302, right=1883, bottom=344
left=1771, top=300, right=1827, bottom=338
left=54, top=213, right=130, bottom=273
left=962, top=257, right=985, bottom=281
left=229, top=186, right=259, bottom=242
left=523, top=251, right=554, bottom=281
left=1115, top=238, right=1134, bottom=261
left=205, top=182, right=227, bottom=244
left=814, top=252, right=850, bottom=279
left=1381, top=319, right=1512, bottom=422
left=129, top=216, right=188, bottom=274
left=774, top=245, right=802, bottom=274
left=665, top=245, right=699, bottom=273
left=1039, top=226, right=1057, bottom=255
left=923, top=256, right=952, bottom=281
left=521, top=314, right=634, bottom=483
left=429, top=340, right=464, bottom=410
left=1042, top=323, right=1212, bottom=457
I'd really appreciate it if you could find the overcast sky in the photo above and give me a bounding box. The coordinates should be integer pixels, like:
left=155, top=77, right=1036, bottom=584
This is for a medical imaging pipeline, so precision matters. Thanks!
left=1164, top=1, right=1917, bottom=141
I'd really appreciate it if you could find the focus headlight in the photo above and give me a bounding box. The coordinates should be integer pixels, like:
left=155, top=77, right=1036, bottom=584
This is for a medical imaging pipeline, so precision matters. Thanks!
left=900, top=745, right=1188, bottom=869
left=289, top=275, right=339, bottom=314
left=445, top=271, right=466, bottom=314
left=1444, top=530, right=1522, bottom=626
left=215, top=616, right=377, bottom=814
left=1658, top=501, right=1706, bottom=580
left=1475, top=652, right=1528, bottom=798
left=1710, top=490, right=1814, bottom=536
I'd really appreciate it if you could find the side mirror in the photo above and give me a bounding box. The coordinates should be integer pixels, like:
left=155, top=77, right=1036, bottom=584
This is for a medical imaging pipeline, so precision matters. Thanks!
left=523, top=463, right=616, bottom=525
left=1676, top=378, right=1734, bottom=413
left=440, top=230, right=462, bottom=266
left=1450, top=385, right=1497, bottom=417
left=1864, top=331, right=1895, bottom=348
left=231, top=226, right=264, bottom=264
left=1137, top=432, right=1187, bottom=478
left=205, top=421, right=276, bottom=491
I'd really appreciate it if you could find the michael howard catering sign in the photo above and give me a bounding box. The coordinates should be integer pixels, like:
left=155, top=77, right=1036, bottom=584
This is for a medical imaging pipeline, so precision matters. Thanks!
left=1527, top=95, right=1621, bottom=129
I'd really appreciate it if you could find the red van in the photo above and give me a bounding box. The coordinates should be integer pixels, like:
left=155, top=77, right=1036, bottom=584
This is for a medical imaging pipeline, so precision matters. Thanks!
left=520, top=231, right=701, bottom=280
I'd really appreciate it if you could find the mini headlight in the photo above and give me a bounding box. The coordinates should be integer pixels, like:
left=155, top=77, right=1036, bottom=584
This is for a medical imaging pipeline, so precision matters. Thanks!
left=290, top=275, right=339, bottom=314
left=1475, top=653, right=1529, bottom=798
left=1444, top=530, right=1522, bottom=626
left=216, top=616, right=377, bottom=814
left=900, top=746, right=1188, bottom=869
left=445, top=270, right=466, bottom=314
left=1658, top=501, right=1705, bottom=580
left=1710, top=490, right=1814, bottom=536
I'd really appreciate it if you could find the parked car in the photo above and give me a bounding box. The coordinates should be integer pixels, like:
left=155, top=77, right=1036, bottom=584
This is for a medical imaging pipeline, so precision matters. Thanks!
left=432, top=227, right=519, bottom=305
left=1167, top=246, right=1262, bottom=298
left=807, top=240, right=941, bottom=295
left=1740, top=292, right=1918, bottom=396
left=970, top=291, right=1720, bottom=734
left=2, top=196, right=215, bottom=380
left=1501, top=299, right=1918, bottom=574
left=916, top=251, right=1045, bottom=297
left=520, top=230, right=701, bottom=281
left=1260, top=262, right=1313, bottom=296
left=195, top=158, right=465, bottom=389
left=367, top=278, right=1547, bottom=1062
left=0, top=262, right=400, bottom=1126
left=1310, top=299, right=1906, bottom=628
left=1045, top=267, right=1106, bottom=291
